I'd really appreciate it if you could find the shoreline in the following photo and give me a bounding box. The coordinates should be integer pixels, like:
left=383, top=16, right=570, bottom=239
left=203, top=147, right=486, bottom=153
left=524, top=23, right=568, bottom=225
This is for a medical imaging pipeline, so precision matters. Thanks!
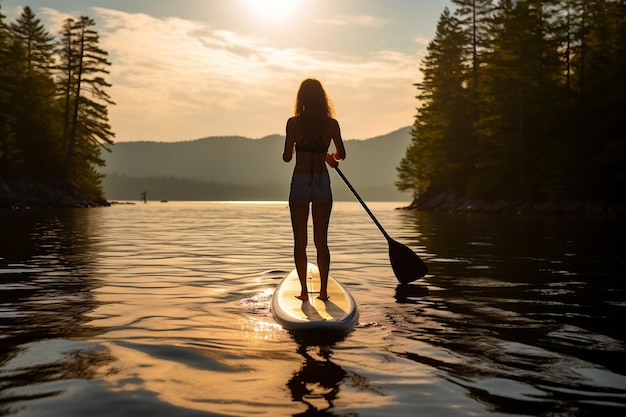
left=2, top=177, right=621, bottom=217
left=0, top=177, right=110, bottom=209
left=400, top=191, right=622, bottom=217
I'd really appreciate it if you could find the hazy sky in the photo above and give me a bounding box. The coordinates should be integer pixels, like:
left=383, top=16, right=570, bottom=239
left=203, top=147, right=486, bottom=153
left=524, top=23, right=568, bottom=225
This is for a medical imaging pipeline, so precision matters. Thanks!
left=2, top=0, right=451, bottom=141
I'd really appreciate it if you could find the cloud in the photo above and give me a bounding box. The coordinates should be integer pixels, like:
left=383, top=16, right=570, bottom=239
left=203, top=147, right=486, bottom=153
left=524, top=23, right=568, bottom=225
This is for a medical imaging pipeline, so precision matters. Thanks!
left=414, top=36, right=431, bottom=46
left=41, top=7, right=420, bottom=141
left=40, top=7, right=76, bottom=30
left=312, top=14, right=388, bottom=28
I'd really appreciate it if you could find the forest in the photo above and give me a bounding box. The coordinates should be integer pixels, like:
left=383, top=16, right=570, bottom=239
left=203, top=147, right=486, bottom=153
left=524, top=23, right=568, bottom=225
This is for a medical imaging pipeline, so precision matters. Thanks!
left=3, top=2, right=625, bottom=211
left=0, top=5, right=113, bottom=199
left=396, top=0, right=626, bottom=213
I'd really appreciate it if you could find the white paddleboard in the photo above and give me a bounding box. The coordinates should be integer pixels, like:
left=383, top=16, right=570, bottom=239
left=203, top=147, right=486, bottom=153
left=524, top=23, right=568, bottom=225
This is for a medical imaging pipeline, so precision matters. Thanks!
left=271, top=263, right=358, bottom=332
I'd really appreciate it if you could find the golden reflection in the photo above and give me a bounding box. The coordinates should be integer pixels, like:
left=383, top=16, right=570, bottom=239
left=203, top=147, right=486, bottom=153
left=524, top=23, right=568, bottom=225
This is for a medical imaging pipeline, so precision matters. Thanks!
left=99, top=341, right=296, bottom=415
left=242, top=317, right=284, bottom=342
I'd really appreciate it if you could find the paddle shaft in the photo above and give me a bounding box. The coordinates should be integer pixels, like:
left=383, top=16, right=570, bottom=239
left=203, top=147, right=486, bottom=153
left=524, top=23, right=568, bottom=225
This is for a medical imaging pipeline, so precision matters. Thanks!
left=333, top=165, right=428, bottom=282
left=334, top=166, right=391, bottom=241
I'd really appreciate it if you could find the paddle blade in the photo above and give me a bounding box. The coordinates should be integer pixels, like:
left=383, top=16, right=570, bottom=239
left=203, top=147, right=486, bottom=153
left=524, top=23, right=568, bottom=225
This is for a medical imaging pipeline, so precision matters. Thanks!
left=388, top=238, right=428, bottom=283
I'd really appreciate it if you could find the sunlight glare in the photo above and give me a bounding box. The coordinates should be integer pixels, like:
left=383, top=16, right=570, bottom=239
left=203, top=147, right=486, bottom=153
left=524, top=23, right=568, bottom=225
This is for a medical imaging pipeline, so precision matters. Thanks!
left=242, top=0, right=300, bottom=21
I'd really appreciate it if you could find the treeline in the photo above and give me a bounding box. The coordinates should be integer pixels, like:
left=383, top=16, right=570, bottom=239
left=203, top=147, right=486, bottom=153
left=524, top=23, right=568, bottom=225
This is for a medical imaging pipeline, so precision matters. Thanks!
left=0, top=5, right=113, bottom=198
left=397, top=0, right=626, bottom=209
left=103, top=173, right=408, bottom=202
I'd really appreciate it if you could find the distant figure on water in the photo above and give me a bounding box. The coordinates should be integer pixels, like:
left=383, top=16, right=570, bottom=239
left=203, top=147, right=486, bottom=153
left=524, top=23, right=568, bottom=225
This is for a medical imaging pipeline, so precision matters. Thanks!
left=140, top=190, right=147, bottom=203
left=282, top=79, right=346, bottom=301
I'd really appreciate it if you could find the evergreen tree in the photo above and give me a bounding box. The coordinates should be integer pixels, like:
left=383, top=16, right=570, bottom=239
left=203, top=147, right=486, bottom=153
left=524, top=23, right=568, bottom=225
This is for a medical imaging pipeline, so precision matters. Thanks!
left=10, top=6, right=55, bottom=75
left=474, top=0, right=564, bottom=198
left=450, top=0, right=495, bottom=195
left=398, top=0, right=625, bottom=208
left=397, top=8, right=472, bottom=198
left=573, top=0, right=626, bottom=203
left=9, top=6, right=61, bottom=178
left=57, top=18, right=74, bottom=153
left=451, top=0, right=495, bottom=94
left=395, top=140, right=420, bottom=199
left=0, top=3, right=16, bottom=174
left=0, top=6, right=115, bottom=198
left=57, top=16, right=114, bottom=196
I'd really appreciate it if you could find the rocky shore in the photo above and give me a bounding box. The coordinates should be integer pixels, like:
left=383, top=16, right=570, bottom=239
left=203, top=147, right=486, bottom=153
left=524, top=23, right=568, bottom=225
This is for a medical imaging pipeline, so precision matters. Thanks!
left=401, top=191, right=619, bottom=217
left=0, top=177, right=110, bottom=209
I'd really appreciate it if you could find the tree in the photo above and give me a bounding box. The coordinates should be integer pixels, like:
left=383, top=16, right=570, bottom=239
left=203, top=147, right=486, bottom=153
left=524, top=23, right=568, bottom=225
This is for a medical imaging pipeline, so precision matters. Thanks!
left=452, top=0, right=495, bottom=95
left=395, top=140, right=420, bottom=199
left=8, top=6, right=61, bottom=178
left=397, top=8, right=473, bottom=199
left=57, top=16, right=114, bottom=195
left=573, top=0, right=626, bottom=203
left=472, top=0, right=565, bottom=198
left=10, top=6, right=55, bottom=75
left=0, top=3, right=17, bottom=174
left=399, top=0, right=625, bottom=208
left=0, top=7, right=114, bottom=198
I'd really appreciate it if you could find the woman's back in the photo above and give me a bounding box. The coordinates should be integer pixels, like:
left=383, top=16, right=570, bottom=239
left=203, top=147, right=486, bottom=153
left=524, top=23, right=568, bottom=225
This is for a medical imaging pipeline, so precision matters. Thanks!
left=287, top=116, right=339, bottom=175
left=283, top=78, right=346, bottom=301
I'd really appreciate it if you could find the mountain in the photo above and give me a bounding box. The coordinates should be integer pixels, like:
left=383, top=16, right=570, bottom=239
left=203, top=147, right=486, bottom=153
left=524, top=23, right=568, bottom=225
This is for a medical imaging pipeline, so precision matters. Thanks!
left=101, top=127, right=413, bottom=202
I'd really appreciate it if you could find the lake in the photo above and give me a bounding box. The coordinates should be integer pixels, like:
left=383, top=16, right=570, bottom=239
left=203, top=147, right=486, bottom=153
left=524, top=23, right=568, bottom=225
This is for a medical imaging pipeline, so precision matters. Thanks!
left=1, top=201, right=625, bottom=416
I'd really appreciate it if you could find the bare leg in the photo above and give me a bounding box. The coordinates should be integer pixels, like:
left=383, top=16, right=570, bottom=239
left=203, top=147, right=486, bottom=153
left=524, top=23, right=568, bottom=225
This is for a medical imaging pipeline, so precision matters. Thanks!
left=290, top=200, right=310, bottom=300
left=312, top=199, right=332, bottom=300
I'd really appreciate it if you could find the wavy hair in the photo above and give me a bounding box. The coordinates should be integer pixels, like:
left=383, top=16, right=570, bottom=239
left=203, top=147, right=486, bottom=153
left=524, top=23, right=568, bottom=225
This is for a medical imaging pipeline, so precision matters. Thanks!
left=293, top=79, right=335, bottom=126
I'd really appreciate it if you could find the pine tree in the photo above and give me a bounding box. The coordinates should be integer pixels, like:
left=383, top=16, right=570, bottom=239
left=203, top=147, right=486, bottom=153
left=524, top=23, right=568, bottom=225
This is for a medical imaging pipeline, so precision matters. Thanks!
left=451, top=0, right=495, bottom=95
left=575, top=0, right=626, bottom=203
left=0, top=4, right=16, bottom=174
left=9, top=6, right=61, bottom=178
left=450, top=0, right=495, bottom=196
left=10, top=6, right=55, bottom=75
left=397, top=8, right=472, bottom=199
left=541, top=0, right=626, bottom=202
left=399, top=0, right=626, bottom=207
left=473, top=0, right=565, bottom=198
left=395, top=140, right=420, bottom=199
left=57, top=16, right=114, bottom=196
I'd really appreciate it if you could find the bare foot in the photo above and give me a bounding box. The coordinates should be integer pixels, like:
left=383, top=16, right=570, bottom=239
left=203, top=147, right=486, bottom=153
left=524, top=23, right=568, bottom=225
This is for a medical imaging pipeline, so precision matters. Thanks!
left=295, top=294, right=308, bottom=301
left=317, top=294, right=329, bottom=301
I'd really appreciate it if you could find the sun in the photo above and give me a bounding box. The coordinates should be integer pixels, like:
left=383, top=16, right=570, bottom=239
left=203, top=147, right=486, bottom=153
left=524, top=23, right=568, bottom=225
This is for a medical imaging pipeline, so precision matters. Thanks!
left=242, top=0, right=300, bottom=21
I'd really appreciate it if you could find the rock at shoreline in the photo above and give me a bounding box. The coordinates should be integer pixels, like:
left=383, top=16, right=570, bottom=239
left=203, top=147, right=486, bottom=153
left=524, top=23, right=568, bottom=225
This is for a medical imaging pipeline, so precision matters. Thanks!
left=402, top=191, right=616, bottom=217
left=0, top=178, right=110, bottom=209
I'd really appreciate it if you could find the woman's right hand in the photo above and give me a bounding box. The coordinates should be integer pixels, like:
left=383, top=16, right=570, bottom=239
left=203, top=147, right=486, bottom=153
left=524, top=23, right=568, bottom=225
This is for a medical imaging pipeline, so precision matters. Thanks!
left=325, top=153, right=339, bottom=168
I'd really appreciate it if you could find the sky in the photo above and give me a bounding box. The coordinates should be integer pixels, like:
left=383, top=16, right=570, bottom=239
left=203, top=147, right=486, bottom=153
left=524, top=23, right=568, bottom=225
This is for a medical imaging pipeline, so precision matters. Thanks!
left=1, top=0, right=452, bottom=142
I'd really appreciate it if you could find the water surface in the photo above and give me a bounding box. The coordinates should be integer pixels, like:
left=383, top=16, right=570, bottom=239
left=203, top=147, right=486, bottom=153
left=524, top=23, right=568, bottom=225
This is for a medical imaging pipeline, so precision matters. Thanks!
left=1, top=202, right=625, bottom=416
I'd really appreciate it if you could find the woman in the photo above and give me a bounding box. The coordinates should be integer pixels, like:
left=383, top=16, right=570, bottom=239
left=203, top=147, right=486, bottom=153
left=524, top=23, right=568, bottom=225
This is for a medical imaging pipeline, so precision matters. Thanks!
left=282, top=79, right=346, bottom=301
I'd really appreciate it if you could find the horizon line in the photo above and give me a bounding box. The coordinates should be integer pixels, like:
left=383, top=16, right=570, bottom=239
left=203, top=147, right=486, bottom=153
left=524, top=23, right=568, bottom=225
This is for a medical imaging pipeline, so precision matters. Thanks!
left=112, top=126, right=413, bottom=144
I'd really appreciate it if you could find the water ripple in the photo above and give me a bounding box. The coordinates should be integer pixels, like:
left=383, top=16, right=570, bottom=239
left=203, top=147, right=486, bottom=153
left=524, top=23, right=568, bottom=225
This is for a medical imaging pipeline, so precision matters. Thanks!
left=1, top=202, right=625, bottom=416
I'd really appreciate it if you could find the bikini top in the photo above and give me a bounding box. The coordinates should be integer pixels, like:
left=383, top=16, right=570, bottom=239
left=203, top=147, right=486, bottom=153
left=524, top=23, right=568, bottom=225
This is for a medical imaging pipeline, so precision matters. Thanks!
left=295, top=127, right=328, bottom=185
left=296, top=144, right=327, bottom=153
left=295, top=128, right=328, bottom=153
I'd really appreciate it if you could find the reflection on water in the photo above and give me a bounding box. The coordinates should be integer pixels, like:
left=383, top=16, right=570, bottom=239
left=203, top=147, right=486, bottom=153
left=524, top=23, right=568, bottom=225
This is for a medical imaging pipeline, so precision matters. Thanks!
left=288, top=346, right=347, bottom=416
left=392, top=211, right=626, bottom=416
left=0, top=209, right=106, bottom=353
left=1, top=202, right=625, bottom=417
left=0, top=209, right=113, bottom=416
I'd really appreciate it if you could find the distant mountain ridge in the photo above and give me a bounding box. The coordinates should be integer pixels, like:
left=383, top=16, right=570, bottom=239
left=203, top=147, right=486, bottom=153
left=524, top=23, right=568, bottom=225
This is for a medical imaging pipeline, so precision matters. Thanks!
left=101, top=127, right=413, bottom=201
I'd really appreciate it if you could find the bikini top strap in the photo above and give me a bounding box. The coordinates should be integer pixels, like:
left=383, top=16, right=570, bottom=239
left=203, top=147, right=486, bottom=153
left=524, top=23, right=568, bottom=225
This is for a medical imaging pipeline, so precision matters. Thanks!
left=296, top=126, right=328, bottom=153
left=297, top=125, right=328, bottom=186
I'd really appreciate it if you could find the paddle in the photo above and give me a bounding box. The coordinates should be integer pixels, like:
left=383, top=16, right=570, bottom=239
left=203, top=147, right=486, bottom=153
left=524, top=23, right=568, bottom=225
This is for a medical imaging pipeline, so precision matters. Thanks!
left=333, top=166, right=428, bottom=283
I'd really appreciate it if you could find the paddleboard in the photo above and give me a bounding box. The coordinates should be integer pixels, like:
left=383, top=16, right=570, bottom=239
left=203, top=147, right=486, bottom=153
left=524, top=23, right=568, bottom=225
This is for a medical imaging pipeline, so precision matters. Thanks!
left=271, top=263, right=358, bottom=332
